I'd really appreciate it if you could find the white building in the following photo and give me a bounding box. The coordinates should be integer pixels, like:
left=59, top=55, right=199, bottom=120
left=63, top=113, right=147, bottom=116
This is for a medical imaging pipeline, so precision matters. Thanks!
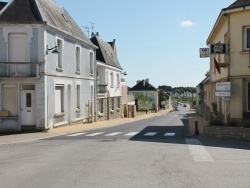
left=0, top=0, right=97, bottom=131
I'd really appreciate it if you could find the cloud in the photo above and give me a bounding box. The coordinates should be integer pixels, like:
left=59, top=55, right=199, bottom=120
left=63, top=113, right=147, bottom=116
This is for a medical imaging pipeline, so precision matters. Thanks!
left=180, top=21, right=194, bottom=27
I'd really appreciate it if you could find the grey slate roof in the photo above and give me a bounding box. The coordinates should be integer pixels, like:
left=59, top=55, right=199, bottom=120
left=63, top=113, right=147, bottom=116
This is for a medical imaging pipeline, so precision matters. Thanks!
left=90, top=34, right=122, bottom=69
left=129, top=80, right=158, bottom=91
left=0, top=2, right=7, bottom=11
left=0, top=0, right=94, bottom=47
left=224, top=0, right=250, bottom=10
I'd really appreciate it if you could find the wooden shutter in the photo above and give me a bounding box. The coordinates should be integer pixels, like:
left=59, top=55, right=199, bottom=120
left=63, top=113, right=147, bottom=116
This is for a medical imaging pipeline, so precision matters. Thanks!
left=55, top=86, right=62, bottom=113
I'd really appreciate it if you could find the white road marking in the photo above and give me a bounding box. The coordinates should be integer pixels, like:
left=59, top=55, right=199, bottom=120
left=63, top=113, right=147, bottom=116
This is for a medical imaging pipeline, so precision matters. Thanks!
left=144, top=132, right=157, bottom=136
left=185, top=138, right=214, bottom=162
left=164, top=133, right=176, bottom=136
left=105, top=132, right=122, bottom=136
left=67, top=132, right=88, bottom=137
left=85, top=132, right=105, bottom=136
left=124, top=132, right=139, bottom=136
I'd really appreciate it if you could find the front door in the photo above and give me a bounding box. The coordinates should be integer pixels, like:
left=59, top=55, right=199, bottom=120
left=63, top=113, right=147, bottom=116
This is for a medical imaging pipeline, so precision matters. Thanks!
left=21, top=90, right=36, bottom=125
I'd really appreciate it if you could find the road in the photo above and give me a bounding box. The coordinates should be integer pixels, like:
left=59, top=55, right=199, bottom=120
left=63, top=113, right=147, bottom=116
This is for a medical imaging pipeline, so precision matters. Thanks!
left=1, top=106, right=250, bottom=188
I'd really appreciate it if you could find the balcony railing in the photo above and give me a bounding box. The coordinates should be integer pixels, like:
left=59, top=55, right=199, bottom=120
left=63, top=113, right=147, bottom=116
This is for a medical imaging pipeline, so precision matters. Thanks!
left=122, top=95, right=135, bottom=104
left=0, top=62, right=40, bottom=78
left=98, top=84, right=108, bottom=93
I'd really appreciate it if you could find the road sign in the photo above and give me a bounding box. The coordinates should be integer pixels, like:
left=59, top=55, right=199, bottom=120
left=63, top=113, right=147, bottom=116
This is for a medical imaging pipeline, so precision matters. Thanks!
left=215, top=82, right=231, bottom=91
left=215, top=92, right=231, bottom=97
left=199, top=48, right=210, bottom=58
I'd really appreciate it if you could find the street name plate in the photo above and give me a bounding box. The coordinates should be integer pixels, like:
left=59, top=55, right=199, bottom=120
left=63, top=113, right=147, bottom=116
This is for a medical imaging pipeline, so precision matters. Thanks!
left=215, top=92, right=231, bottom=97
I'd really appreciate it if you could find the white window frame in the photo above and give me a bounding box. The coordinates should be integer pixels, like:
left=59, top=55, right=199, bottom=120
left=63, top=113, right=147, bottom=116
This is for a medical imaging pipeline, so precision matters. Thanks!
left=75, top=45, right=81, bottom=73
left=56, top=38, right=63, bottom=70
left=247, top=81, right=250, bottom=111
left=244, top=26, right=250, bottom=51
left=55, top=85, right=64, bottom=114
left=90, top=52, right=94, bottom=75
left=76, top=85, right=80, bottom=110
left=2, top=84, right=17, bottom=116
left=117, top=73, right=120, bottom=88
left=110, top=72, right=114, bottom=87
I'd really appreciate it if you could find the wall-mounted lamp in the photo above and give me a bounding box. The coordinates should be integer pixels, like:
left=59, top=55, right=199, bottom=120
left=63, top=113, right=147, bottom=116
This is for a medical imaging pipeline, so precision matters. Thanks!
left=46, top=45, right=60, bottom=55
left=122, top=71, right=127, bottom=76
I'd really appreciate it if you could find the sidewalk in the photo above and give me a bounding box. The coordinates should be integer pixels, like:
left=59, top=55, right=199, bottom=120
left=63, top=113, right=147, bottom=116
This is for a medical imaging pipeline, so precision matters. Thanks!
left=0, top=109, right=171, bottom=145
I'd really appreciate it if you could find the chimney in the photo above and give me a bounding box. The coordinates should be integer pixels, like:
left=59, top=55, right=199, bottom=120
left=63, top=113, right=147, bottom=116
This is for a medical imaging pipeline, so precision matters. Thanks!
left=137, top=80, right=141, bottom=84
left=91, top=32, right=95, bottom=37
left=96, top=32, right=99, bottom=36
left=145, top=78, right=149, bottom=83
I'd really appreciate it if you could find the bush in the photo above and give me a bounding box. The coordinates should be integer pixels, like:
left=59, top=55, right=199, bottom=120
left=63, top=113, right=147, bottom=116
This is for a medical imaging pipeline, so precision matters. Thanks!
left=227, top=120, right=238, bottom=127
left=243, top=123, right=250, bottom=128
left=210, top=120, right=224, bottom=126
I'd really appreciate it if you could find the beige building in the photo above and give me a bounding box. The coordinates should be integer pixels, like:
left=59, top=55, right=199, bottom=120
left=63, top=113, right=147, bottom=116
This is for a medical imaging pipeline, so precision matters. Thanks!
left=207, top=0, right=250, bottom=124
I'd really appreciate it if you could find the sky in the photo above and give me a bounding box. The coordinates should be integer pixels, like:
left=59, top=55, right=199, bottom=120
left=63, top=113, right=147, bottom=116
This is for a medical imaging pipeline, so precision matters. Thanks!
left=29, top=0, right=240, bottom=87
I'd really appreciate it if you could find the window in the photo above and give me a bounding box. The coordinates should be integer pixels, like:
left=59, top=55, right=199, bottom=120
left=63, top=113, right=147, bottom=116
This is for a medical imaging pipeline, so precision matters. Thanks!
left=117, top=97, right=120, bottom=108
left=111, top=98, right=115, bottom=110
left=248, top=82, right=250, bottom=111
left=2, top=84, right=17, bottom=116
left=110, top=72, right=114, bottom=87
left=76, top=85, right=80, bottom=109
left=76, top=46, right=80, bottom=72
left=55, top=85, right=64, bottom=114
left=57, top=39, right=63, bottom=69
left=244, top=26, right=250, bottom=51
left=90, top=52, right=94, bottom=75
left=99, top=99, right=103, bottom=113
left=117, top=74, right=120, bottom=88
left=106, top=71, right=109, bottom=85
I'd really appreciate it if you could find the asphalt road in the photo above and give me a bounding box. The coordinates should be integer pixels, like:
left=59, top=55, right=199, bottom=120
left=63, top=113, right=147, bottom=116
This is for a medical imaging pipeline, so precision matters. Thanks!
left=1, top=106, right=250, bottom=188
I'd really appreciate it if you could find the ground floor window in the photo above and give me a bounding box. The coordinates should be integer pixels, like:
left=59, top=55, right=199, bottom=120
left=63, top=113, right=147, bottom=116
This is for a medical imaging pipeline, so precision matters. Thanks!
left=248, top=83, right=250, bottom=111
left=55, top=85, right=64, bottom=114
left=99, top=99, right=103, bottom=113
left=2, top=84, right=17, bottom=116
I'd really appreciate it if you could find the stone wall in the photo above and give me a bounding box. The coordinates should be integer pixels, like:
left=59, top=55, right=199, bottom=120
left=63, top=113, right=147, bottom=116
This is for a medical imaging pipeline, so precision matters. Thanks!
left=203, top=126, right=250, bottom=141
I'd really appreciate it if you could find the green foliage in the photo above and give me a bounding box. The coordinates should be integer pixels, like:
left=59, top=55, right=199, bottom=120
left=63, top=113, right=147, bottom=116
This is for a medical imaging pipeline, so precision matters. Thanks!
left=134, top=93, right=153, bottom=111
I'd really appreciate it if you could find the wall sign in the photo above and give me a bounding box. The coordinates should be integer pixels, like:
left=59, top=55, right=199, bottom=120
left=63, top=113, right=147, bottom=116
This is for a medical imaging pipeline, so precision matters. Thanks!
left=210, top=43, right=227, bottom=54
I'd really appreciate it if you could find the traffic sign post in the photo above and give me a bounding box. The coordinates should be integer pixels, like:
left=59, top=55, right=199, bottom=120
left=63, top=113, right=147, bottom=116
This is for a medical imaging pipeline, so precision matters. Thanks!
left=215, top=81, right=231, bottom=124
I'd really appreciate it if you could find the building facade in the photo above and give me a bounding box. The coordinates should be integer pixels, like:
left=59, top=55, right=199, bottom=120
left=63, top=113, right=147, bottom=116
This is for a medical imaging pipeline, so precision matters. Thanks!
left=0, top=0, right=97, bottom=131
left=207, top=0, right=250, bottom=124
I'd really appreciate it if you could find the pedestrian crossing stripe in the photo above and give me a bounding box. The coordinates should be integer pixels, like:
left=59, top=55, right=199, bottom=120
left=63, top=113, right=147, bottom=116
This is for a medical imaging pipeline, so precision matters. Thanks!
left=144, top=132, right=157, bottom=136
left=164, top=133, right=175, bottom=136
left=105, top=132, right=122, bottom=136
left=67, top=132, right=88, bottom=137
left=85, top=132, right=105, bottom=136
left=124, top=132, right=139, bottom=136
left=67, top=131, right=176, bottom=137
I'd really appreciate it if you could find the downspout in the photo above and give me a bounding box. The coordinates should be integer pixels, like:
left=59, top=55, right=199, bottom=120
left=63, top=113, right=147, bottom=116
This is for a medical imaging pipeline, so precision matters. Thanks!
left=227, top=14, right=231, bottom=123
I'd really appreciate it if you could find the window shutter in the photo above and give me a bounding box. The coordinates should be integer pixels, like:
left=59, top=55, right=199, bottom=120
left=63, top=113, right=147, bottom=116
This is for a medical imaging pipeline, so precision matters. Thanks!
left=55, top=87, right=62, bottom=113
left=2, top=85, right=17, bottom=116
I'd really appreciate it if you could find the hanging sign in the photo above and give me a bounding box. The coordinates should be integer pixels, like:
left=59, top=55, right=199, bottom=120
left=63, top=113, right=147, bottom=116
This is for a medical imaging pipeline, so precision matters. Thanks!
left=211, top=43, right=227, bottom=54
left=199, top=48, right=210, bottom=58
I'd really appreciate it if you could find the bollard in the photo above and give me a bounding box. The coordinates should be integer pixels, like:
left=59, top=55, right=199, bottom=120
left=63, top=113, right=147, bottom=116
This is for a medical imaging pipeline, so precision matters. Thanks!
left=194, top=119, right=199, bottom=135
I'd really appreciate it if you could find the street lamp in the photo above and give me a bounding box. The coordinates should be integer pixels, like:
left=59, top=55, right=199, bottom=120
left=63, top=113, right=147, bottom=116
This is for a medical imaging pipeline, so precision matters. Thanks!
left=46, top=45, right=60, bottom=55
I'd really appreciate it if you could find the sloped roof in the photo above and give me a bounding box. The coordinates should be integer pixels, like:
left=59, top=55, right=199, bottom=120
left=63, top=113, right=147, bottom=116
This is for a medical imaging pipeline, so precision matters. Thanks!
left=224, top=0, right=250, bottom=10
left=90, top=34, right=122, bottom=69
left=0, top=0, right=94, bottom=47
left=129, top=80, right=158, bottom=91
left=0, top=2, right=7, bottom=11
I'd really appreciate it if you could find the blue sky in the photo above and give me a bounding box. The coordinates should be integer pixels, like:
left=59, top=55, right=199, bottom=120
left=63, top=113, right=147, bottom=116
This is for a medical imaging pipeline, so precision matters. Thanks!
left=56, top=0, right=235, bottom=88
